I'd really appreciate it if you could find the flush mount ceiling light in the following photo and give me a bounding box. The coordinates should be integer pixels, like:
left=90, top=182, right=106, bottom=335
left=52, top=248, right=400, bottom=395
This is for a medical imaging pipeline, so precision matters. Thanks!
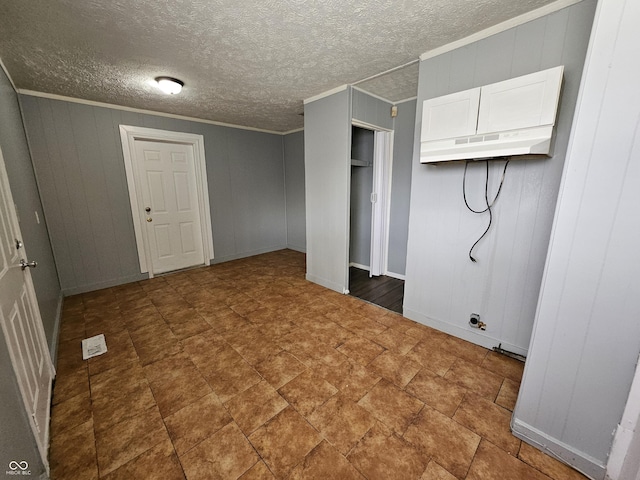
left=155, top=76, right=184, bottom=94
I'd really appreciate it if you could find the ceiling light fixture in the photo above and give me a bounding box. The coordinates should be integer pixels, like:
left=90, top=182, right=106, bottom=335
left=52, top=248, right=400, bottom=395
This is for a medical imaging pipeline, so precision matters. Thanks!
left=155, top=76, right=184, bottom=95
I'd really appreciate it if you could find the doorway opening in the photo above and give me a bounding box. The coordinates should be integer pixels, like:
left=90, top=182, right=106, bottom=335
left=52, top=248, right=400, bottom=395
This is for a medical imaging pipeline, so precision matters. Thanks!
left=348, top=123, right=403, bottom=313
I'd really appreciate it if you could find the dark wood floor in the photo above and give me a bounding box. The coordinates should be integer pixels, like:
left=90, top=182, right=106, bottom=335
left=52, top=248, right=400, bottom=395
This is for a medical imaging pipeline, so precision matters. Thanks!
left=348, top=266, right=404, bottom=314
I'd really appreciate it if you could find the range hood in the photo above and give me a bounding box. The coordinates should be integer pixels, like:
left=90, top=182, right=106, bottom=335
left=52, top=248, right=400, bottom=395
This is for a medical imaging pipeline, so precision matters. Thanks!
left=420, top=66, right=564, bottom=163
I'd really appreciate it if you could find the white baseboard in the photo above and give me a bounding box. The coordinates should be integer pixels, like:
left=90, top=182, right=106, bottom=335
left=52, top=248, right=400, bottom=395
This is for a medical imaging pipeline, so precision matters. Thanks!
left=306, top=273, right=348, bottom=294
left=511, top=418, right=606, bottom=480
left=349, top=262, right=370, bottom=271
left=402, top=307, right=528, bottom=357
left=385, top=271, right=405, bottom=280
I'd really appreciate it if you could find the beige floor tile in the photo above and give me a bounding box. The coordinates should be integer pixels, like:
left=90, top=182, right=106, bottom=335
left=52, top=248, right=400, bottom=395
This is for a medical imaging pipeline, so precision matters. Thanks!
left=92, top=382, right=156, bottom=433
left=239, top=460, right=276, bottom=479
left=278, top=369, right=338, bottom=417
left=482, top=351, right=525, bottom=382
left=308, top=392, right=376, bottom=455
left=404, top=406, right=481, bottom=479
left=203, top=357, right=263, bottom=403
left=255, top=350, right=307, bottom=389
left=420, top=460, right=458, bottom=480
left=49, top=251, right=558, bottom=480
left=444, top=358, right=503, bottom=401
left=225, top=380, right=288, bottom=435
left=101, top=436, right=185, bottom=480
left=95, top=406, right=169, bottom=476
left=518, top=442, right=589, bottom=480
left=467, top=439, right=550, bottom=480
left=50, top=418, right=98, bottom=480
left=357, top=380, right=424, bottom=435
left=50, top=390, right=92, bottom=436
left=373, top=328, right=419, bottom=355
left=289, top=440, right=366, bottom=479
left=368, top=350, right=421, bottom=388
left=315, top=359, right=381, bottom=402
left=496, top=378, right=521, bottom=412
left=405, top=368, right=467, bottom=417
left=52, top=364, right=89, bottom=405
left=442, top=336, right=490, bottom=364
left=249, top=407, right=322, bottom=478
left=452, top=393, right=521, bottom=455
left=406, top=340, right=458, bottom=376
left=164, top=392, right=232, bottom=456
left=87, top=330, right=139, bottom=376
left=337, top=336, right=385, bottom=366
left=347, top=425, right=428, bottom=480
left=180, top=421, right=259, bottom=480
left=144, top=353, right=212, bottom=417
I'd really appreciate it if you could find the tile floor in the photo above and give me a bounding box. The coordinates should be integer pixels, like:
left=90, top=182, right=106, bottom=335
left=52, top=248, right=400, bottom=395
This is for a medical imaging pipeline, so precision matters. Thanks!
left=50, top=249, right=587, bottom=480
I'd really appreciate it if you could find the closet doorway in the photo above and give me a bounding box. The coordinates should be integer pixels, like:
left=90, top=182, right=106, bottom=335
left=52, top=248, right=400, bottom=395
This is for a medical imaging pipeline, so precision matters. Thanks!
left=348, top=123, right=403, bottom=313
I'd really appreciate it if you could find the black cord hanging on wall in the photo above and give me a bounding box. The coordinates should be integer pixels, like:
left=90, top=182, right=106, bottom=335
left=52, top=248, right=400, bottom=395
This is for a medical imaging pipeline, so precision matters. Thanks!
left=463, top=159, right=510, bottom=262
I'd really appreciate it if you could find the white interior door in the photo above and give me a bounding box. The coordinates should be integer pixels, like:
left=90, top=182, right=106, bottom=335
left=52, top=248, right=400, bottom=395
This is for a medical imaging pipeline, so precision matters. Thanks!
left=0, top=146, right=54, bottom=473
left=370, top=130, right=392, bottom=277
left=134, top=140, right=205, bottom=275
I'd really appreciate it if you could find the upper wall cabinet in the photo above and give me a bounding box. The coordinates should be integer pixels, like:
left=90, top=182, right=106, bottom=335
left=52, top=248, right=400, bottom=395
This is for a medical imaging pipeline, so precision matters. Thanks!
left=420, top=66, right=564, bottom=163
left=421, top=88, right=480, bottom=142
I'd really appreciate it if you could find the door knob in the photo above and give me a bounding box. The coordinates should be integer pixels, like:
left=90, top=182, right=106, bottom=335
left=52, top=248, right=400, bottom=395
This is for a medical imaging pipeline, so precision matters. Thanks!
left=147, top=218, right=153, bottom=222
left=20, top=259, right=37, bottom=270
left=145, top=207, right=151, bottom=213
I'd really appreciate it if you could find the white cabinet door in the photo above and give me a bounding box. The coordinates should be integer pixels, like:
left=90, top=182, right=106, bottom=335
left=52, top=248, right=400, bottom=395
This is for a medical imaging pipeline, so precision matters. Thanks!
left=421, top=87, right=481, bottom=141
left=477, top=66, right=564, bottom=134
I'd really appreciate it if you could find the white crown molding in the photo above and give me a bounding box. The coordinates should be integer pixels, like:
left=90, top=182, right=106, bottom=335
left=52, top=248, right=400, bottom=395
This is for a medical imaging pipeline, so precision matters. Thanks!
left=351, top=86, right=394, bottom=105
left=17, top=89, right=287, bottom=135
left=281, top=127, right=304, bottom=135
left=303, top=84, right=349, bottom=105
left=420, top=0, right=584, bottom=61
left=0, top=56, right=18, bottom=91
left=353, top=59, right=419, bottom=86
left=393, top=96, right=418, bottom=105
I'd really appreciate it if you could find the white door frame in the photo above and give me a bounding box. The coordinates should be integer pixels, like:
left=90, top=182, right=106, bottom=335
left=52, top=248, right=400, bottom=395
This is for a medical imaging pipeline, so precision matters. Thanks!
left=350, top=119, right=394, bottom=277
left=119, top=125, right=214, bottom=277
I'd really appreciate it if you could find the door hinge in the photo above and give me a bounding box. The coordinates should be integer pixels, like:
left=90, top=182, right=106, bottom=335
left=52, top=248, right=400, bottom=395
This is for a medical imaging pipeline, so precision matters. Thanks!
left=370, top=192, right=377, bottom=203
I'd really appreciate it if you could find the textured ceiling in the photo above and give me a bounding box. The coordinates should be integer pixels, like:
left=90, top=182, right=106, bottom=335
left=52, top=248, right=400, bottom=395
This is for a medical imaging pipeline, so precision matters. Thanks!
left=0, top=0, right=559, bottom=132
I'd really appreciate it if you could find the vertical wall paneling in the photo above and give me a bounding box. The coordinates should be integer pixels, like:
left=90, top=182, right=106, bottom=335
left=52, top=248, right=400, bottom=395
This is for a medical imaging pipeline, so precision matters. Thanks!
left=304, top=88, right=352, bottom=293
left=20, top=96, right=288, bottom=295
left=387, top=99, right=415, bottom=277
left=283, top=131, right=306, bottom=252
left=403, top=0, right=596, bottom=355
left=514, top=0, right=640, bottom=476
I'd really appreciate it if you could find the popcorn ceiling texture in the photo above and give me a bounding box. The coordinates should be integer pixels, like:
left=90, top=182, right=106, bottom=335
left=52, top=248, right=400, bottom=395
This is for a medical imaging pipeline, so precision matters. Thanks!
left=0, top=0, right=556, bottom=132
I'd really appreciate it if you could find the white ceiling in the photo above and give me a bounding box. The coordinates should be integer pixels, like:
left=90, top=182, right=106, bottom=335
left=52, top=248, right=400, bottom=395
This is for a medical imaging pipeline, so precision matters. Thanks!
left=0, top=0, right=562, bottom=133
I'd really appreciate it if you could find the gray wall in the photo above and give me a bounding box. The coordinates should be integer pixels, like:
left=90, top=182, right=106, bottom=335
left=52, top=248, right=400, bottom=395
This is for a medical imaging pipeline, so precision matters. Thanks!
left=283, top=130, right=306, bottom=252
left=352, top=88, right=394, bottom=130
left=403, top=0, right=596, bottom=355
left=0, top=68, right=55, bottom=479
left=513, top=0, right=640, bottom=477
left=0, top=71, right=61, bottom=350
left=20, top=96, right=288, bottom=295
left=387, top=99, right=415, bottom=276
left=349, top=127, right=374, bottom=267
left=304, top=88, right=352, bottom=292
